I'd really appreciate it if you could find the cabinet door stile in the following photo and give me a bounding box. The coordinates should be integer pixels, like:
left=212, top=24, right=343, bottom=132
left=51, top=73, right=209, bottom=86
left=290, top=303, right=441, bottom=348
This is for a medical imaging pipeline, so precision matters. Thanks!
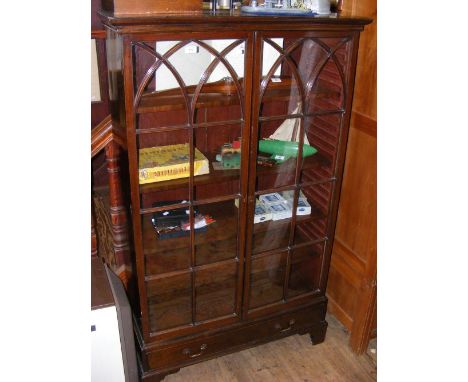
left=188, top=68, right=196, bottom=326
left=242, top=31, right=263, bottom=319
left=235, top=31, right=255, bottom=318
left=122, top=36, right=152, bottom=341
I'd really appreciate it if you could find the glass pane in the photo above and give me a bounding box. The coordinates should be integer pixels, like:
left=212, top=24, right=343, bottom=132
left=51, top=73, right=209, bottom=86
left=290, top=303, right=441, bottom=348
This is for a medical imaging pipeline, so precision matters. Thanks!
left=300, top=114, right=342, bottom=183
left=142, top=209, right=191, bottom=276
left=193, top=123, right=242, bottom=200
left=288, top=243, right=324, bottom=298
left=256, top=36, right=350, bottom=194
left=249, top=252, right=287, bottom=309
left=262, top=38, right=283, bottom=78
left=260, top=38, right=296, bottom=119
left=294, top=182, right=332, bottom=245
left=191, top=41, right=244, bottom=125
left=147, top=273, right=192, bottom=332
left=260, top=38, right=331, bottom=119
left=143, top=39, right=245, bottom=125
left=195, top=199, right=239, bottom=266
left=256, top=118, right=301, bottom=192
left=305, top=47, right=346, bottom=114
left=195, top=261, right=237, bottom=321
left=134, top=39, right=246, bottom=203
left=252, top=191, right=293, bottom=254
left=133, top=42, right=189, bottom=127
left=260, top=75, right=301, bottom=118
left=138, top=130, right=191, bottom=207
left=252, top=221, right=290, bottom=255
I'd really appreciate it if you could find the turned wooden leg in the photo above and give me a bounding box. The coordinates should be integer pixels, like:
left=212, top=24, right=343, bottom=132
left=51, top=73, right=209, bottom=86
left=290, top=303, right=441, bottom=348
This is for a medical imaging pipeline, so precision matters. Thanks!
left=105, top=141, right=132, bottom=288
left=309, top=321, right=328, bottom=345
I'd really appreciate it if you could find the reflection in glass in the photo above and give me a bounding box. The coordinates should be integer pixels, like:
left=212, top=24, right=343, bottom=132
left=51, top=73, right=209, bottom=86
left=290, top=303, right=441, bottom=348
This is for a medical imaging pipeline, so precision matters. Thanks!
left=154, top=39, right=246, bottom=91
left=252, top=221, right=290, bottom=254
left=300, top=114, right=341, bottom=183
left=256, top=119, right=302, bottom=192
left=294, top=182, right=332, bottom=245
left=195, top=199, right=239, bottom=266
left=306, top=56, right=344, bottom=114
left=249, top=252, right=286, bottom=309
left=288, top=243, right=323, bottom=298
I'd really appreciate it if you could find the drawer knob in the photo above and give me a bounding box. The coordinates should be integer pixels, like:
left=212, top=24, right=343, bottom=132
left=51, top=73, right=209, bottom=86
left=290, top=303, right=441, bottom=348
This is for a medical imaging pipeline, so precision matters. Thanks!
left=183, top=343, right=208, bottom=358
left=275, top=319, right=296, bottom=333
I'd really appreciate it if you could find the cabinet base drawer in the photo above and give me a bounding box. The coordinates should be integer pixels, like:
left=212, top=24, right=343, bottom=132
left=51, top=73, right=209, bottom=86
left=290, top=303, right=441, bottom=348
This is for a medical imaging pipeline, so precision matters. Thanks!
left=139, top=301, right=327, bottom=375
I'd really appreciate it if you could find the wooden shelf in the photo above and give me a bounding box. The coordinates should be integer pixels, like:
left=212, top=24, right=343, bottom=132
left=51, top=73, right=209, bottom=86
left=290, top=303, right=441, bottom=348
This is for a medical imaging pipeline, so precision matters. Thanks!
left=253, top=209, right=323, bottom=235
left=139, top=152, right=330, bottom=195
left=136, top=77, right=340, bottom=114
left=143, top=200, right=324, bottom=264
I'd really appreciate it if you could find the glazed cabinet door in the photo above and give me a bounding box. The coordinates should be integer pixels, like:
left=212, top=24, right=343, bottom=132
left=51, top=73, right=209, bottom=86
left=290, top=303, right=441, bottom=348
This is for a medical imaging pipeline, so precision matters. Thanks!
left=121, top=32, right=254, bottom=341
left=244, top=31, right=360, bottom=319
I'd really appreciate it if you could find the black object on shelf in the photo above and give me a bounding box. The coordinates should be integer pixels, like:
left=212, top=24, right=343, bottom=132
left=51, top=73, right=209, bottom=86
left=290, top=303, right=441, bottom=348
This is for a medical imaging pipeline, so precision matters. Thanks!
left=151, top=201, right=194, bottom=226
left=154, top=224, right=208, bottom=240
left=151, top=201, right=207, bottom=240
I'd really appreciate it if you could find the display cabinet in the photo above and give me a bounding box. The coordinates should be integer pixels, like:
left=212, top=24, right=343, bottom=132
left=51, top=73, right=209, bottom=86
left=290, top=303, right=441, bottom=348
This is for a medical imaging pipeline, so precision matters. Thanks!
left=100, top=10, right=371, bottom=381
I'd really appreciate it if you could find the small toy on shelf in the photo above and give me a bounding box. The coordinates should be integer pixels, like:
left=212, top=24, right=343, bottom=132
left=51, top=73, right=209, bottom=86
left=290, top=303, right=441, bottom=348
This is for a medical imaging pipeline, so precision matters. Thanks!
left=151, top=200, right=216, bottom=239
left=257, top=154, right=277, bottom=167
left=213, top=140, right=241, bottom=170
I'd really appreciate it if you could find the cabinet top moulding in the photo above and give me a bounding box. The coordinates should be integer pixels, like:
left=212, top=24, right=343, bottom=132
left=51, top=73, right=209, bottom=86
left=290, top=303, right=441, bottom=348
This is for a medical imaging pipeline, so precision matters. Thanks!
left=99, top=10, right=372, bottom=33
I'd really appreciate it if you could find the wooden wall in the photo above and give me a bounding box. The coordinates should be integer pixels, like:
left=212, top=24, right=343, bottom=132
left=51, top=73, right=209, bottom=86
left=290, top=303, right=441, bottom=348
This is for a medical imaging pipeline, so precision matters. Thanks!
left=326, top=0, right=377, bottom=353
left=92, top=0, right=111, bottom=189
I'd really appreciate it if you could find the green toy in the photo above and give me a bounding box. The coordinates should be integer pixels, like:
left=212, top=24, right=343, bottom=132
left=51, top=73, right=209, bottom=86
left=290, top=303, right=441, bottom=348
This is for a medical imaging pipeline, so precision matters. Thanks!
left=221, top=151, right=241, bottom=168
left=215, top=140, right=242, bottom=169
left=258, top=139, right=318, bottom=163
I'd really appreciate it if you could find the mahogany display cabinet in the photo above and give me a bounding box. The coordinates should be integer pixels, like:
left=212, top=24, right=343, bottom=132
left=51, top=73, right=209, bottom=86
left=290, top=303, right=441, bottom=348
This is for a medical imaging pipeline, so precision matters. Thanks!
left=99, top=10, right=371, bottom=381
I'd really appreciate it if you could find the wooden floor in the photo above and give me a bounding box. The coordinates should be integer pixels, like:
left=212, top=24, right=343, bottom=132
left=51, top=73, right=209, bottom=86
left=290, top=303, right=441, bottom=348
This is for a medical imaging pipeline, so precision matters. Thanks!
left=165, top=314, right=377, bottom=382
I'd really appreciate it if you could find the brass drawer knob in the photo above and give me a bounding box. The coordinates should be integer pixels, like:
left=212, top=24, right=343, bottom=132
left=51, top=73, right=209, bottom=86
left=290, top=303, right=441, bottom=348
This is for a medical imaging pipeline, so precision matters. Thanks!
left=183, top=343, right=208, bottom=358
left=275, top=319, right=296, bottom=333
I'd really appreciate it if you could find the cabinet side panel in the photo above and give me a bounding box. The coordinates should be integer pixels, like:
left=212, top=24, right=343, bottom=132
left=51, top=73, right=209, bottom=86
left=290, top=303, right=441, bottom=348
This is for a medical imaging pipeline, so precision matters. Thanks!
left=328, top=0, right=377, bottom=354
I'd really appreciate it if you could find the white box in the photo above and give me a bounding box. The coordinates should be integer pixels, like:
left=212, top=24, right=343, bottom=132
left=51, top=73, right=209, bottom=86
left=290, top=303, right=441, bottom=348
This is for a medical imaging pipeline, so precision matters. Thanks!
left=269, top=202, right=293, bottom=221
left=259, top=192, right=288, bottom=207
left=289, top=198, right=312, bottom=215
left=254, top=201, right=272, bottom=224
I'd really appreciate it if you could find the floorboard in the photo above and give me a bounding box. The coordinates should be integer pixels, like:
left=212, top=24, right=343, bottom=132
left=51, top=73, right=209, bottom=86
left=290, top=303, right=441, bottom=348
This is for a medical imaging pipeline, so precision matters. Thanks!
left=165, top=314, right=377, bottom=381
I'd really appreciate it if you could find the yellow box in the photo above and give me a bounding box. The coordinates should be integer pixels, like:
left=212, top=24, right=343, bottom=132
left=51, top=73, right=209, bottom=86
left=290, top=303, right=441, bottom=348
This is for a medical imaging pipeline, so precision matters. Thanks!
left=139, top=144, right=209, bottom=184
